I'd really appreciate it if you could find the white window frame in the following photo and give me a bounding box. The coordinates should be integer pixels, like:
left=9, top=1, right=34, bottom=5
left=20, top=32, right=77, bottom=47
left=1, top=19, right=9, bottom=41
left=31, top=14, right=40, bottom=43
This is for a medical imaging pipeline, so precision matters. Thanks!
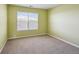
left=16, top=11, right=39, bottom=31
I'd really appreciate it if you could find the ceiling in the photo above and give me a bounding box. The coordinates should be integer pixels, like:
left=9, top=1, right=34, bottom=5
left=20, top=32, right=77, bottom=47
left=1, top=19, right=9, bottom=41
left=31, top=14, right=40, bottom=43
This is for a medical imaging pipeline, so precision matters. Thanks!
left=12, top=4, right=61, bottom=9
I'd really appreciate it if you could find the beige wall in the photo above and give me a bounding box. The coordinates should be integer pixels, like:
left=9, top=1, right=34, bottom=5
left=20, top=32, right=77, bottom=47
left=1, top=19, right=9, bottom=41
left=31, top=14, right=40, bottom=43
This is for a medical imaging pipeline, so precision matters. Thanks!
left=48, top=5, right=79, bottom=46
left=0, top=5, right=7, bottom=51
left=8, top=5, right=48, bottom=39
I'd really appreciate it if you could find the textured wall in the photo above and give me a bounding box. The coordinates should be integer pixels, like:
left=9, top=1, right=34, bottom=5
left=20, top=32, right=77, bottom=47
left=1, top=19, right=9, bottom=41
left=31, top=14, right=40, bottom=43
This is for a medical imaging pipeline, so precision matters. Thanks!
left=8, top=5, right=48, bottom=39
left=0, top=5, right=7, bottom=50
left=48, top=5, right=79, bottom=46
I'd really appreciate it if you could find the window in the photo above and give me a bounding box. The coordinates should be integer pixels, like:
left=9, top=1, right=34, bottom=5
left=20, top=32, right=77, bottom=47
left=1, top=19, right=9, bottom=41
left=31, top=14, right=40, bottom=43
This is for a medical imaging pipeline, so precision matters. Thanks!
left=17, top=12, right=28, bottom=31
left=29, top=13, right=38, bottom=30
left=17, top=12, right=38, bottom=31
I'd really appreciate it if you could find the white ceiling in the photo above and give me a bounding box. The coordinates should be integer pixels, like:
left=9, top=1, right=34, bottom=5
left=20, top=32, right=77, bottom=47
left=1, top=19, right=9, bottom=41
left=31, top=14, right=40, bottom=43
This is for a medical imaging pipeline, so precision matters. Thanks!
left=13, top=4, right=61, bottom=9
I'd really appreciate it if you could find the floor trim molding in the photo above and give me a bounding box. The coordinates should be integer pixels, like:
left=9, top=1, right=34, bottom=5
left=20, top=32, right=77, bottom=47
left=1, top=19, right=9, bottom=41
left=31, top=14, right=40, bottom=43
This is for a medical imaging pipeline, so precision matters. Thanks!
left=8, top=33, right=79, bottom=49
left=0, top=39, right=7, bottom=53
left=48, top=34, right=79, bottom=48
left=8, top=33, right=48, bottom=40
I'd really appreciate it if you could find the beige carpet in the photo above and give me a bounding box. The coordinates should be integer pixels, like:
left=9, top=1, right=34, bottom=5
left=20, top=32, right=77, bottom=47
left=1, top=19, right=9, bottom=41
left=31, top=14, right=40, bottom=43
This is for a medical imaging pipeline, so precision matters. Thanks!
left=1, top=35, right=79, bottom=54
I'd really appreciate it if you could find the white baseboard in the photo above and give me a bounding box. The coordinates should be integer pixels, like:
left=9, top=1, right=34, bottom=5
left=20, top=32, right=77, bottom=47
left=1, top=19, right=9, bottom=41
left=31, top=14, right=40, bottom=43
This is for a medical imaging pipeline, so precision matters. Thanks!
left=0, top=33, right=47, bottom=53
left=8, top=33, right=79, bottom=49
left=48, top=34, right=79, bottom=48
left=0, top=48, right=3, bottom=53
left=8, top=33, right=48, bottom=40
left=0, top=39, right=7, bottom=53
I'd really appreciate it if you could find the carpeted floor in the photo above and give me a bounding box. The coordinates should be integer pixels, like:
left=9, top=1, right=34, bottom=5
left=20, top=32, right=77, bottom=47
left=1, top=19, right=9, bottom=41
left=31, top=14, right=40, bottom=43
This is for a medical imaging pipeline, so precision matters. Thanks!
left=1, top=35, right=79, bottom=54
